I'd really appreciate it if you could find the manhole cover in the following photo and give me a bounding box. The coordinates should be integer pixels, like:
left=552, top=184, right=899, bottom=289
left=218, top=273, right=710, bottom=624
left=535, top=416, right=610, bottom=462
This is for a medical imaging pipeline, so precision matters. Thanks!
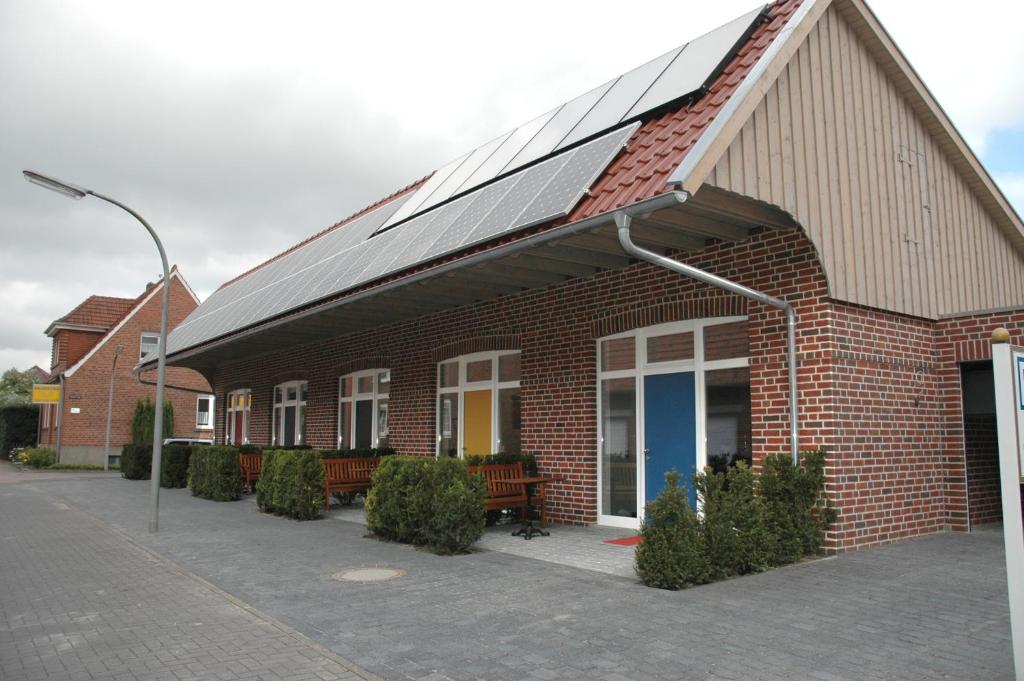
left=332, top=567, right=404, bottom=583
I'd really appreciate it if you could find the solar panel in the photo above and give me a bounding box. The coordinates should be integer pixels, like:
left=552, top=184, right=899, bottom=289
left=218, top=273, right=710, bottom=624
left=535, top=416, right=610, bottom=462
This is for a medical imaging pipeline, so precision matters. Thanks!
left=502, top=79, right=615, bottom=172
left=383, top=152, right=471, bottom=227
left=418, top=174, right=520, bottom=262
left=452, top=107, right=558, bottom=197
left=626, top=6, right=764, bottom=119
left=409, top=131, right=514, bottom=216
left=519, top=123, right=638, bottom=226
left=557, top=48, right=681, bottom=150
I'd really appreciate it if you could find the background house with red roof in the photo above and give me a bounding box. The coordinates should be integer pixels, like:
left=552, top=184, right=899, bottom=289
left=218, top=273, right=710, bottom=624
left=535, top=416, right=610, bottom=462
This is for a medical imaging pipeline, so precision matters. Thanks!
left=38, top=267, right=213, bottom=465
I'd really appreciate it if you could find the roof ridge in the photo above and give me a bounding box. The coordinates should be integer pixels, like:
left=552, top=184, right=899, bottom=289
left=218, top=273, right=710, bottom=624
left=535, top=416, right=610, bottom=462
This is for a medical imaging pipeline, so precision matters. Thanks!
left=216, top=175, right=431, bottom=291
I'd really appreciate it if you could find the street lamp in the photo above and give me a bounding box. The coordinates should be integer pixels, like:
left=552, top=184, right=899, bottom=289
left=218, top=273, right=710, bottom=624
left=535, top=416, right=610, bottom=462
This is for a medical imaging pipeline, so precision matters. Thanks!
left=23, top=170, right=170, bottom=533
left=103, top=345, right=124, bottom=472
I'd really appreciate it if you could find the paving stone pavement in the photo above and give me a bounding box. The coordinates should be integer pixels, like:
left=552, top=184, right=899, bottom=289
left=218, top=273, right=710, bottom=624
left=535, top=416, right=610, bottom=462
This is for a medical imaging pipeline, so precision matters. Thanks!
left=0, top=476, right=382, bottom=681
left=333, top=499, right=637, bottom=579
left=5, top=473, right=1017, bottom=681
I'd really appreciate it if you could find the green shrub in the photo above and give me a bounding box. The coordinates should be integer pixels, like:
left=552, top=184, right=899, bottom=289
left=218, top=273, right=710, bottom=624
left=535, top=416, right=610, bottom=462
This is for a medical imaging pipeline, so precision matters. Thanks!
left=130, top=399, right=175, bottom=446
left=120, top=444, right=152, bottom=480
left=256, top=449, right=325, bottom=520
left=255, top=449, right=281, bottom=512
left=695, top=462, right=774, bottom=579
left=635, top=470, right=709, bottom=590
left=759, top=449, right=836, bottom=563
left=366, top=456, right=432, bottom=544
left=366, top=456, right=486, bottom=553
left=21, top=447, right=55, bottom=469
left=160, top=445, right=192, bottom=488
left=425, top=459, right=487, bottom=554
left=636, top=452, right=834, bottom=590
left=0, top=405, right=39, bottom=455
left=188, top=446, right=243, bottom=501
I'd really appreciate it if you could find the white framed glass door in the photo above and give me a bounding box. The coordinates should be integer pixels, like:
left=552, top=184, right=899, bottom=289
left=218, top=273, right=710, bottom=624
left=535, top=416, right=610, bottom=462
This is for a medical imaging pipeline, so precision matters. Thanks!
left=596, top=317, right=750, bottom=528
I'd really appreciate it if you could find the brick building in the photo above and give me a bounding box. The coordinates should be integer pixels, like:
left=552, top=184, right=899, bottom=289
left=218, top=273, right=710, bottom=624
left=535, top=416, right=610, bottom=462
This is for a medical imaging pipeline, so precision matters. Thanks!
left=152, top=0, right=1023, bottom=551
left=39, top=268, right=213, bottom=465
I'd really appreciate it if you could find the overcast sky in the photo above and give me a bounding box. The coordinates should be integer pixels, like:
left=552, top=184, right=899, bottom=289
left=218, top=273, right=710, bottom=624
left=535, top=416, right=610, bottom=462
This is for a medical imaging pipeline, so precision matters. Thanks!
left=1, top=0, right=1022, bottom=372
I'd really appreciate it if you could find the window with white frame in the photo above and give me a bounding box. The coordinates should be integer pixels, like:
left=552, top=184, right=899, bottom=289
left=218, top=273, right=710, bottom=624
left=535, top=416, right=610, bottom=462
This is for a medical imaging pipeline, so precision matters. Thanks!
left=140, top=332, right=160, bottom=360
left=338, top=369, right=390, bottom=450
left=195, top=394, right=214, bottom=430
left=225, top=389, right=251, bottom=445
left=272, top=381, right=307, bottom=447
left=436, top=351, right=521, bottom=458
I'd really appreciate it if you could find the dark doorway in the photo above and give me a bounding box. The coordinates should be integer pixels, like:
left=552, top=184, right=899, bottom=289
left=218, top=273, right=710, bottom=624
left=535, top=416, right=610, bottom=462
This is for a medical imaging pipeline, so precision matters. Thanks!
left=960, top=362, right=1000, bottom=525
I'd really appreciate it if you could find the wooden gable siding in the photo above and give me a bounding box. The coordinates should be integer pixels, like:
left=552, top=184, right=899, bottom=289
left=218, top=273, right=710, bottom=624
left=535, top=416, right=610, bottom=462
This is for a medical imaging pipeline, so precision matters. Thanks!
left=704, top=4, right=1024, bottom=319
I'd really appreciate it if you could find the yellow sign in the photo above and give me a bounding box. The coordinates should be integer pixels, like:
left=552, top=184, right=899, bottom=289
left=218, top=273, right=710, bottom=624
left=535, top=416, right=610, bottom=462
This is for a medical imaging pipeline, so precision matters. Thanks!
left=31, top=384, right=61, bottom=404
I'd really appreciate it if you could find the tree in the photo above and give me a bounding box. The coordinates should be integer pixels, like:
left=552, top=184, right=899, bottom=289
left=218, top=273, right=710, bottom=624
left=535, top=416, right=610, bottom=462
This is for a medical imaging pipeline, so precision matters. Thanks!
left=0, top=368, right=37, bottom=407
left=130, top=398, right=175, bottom=446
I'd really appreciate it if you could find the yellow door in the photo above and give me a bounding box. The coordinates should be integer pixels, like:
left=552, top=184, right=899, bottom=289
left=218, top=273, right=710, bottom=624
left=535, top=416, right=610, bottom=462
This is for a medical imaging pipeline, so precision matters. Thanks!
left=463, top=389, right=492, bottom=456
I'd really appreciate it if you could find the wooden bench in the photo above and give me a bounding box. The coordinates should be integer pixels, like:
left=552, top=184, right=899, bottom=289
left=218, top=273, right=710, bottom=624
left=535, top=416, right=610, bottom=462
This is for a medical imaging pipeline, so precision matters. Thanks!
left=323, top=457, right=381, bottom=510
left=467, top=462, right=529, bottom=521
left=239, top=453, right=262, bottom=493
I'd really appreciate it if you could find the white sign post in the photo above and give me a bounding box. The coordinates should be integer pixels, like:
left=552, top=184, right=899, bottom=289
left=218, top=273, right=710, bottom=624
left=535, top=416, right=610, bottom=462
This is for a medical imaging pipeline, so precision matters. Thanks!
left=992, top=328, right=1024, bottom=681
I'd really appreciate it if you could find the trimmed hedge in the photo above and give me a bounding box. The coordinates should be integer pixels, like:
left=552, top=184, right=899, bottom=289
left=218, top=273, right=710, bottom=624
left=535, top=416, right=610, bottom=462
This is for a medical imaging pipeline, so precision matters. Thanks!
left=464, top=451, right=538, bottom=475
left=256, top=449, right=325, bottom=520
left=315, top=446, right=396, bottom=459
left=188, top=446, right=243, bottom=501
left=365, top=456, right=486, bottom=554
left=120, top=444, right=152, bottom=480
left=636, top=450, right=834, bottom=590
left=160, top=445, right=192, bottom=488
left=0, top=405, right=39, bottom=455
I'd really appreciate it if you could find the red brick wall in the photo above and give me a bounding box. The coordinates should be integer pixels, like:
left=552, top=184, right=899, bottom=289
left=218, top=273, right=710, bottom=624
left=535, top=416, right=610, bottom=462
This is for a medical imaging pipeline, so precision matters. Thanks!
left=41, top=276, right=211, bottom=452
left=51, top=328, right=106, bottom=370
left=821, top=304, right=953, bottom=550
left=205, top=225, right=1024, bottom=551
left=211, top=229, right=832, bottom=524
left=963, top=413, right=1000, bottom=525
left=938, top=309, right=1024, bottom=529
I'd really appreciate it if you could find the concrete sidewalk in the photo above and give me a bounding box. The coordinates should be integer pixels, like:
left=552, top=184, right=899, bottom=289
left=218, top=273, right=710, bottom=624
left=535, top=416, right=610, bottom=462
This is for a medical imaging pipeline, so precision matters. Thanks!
left=3, top=474, right=1017, bottom=680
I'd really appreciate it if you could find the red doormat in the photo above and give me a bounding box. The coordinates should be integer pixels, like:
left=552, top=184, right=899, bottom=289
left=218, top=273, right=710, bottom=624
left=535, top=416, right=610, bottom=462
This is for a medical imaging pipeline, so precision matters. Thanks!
left=604, top=535, right=642, bottom=546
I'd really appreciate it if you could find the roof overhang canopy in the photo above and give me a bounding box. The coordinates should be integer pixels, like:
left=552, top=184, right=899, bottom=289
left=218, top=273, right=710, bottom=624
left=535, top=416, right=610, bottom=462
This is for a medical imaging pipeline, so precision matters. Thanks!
left=162, top=187, right=796, bottom=371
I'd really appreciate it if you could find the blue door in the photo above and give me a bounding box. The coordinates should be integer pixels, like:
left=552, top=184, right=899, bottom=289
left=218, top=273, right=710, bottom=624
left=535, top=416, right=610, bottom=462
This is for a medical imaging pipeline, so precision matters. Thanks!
left=643, top=371, right=697, bottom=507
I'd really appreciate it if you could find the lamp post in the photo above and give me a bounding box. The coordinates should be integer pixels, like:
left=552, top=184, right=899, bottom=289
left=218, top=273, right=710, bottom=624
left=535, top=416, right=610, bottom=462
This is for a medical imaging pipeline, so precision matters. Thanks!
left=23, top=170, right=170, bottom=533
left=103, top=345, right=124, bottom=472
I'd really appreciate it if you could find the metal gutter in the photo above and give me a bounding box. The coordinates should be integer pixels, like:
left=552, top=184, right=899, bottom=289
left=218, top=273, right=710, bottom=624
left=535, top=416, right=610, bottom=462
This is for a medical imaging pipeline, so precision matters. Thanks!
left=614, top=199, right=801, bottom=464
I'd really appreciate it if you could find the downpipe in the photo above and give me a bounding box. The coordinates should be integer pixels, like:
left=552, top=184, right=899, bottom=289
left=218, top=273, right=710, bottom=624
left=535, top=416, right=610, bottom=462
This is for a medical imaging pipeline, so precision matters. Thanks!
left=614, top=199, right=800, bottom=465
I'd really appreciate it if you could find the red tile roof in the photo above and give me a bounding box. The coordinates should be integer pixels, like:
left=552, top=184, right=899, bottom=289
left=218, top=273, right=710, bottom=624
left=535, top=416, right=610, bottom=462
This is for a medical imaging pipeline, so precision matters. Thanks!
left=53, top=295, right=136, bottom=330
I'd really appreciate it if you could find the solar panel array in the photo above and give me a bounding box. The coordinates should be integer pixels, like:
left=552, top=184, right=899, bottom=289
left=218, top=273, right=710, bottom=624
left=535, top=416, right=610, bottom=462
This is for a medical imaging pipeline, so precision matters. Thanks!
left=378, top=4, right=765, bottom=232
left=166, top=123, right=638, bottom=354
left=165, top=5, right=767, bottom=355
